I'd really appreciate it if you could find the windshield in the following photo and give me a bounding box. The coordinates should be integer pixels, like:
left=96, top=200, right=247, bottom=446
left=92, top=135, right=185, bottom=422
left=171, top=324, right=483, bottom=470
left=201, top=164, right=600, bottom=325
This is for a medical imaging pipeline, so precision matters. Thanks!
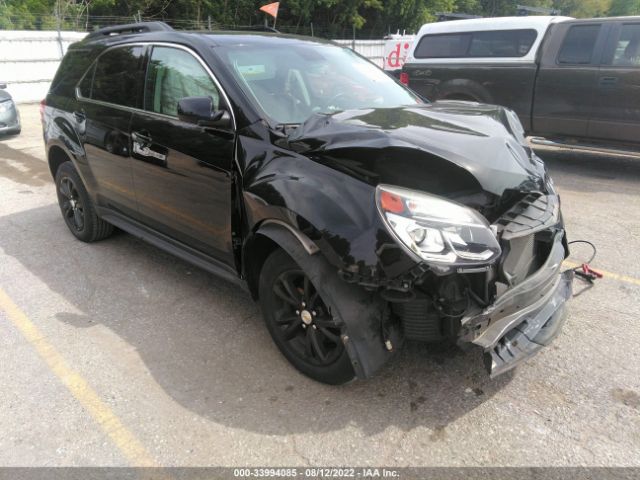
left=220, top=41, right=421, bottom=125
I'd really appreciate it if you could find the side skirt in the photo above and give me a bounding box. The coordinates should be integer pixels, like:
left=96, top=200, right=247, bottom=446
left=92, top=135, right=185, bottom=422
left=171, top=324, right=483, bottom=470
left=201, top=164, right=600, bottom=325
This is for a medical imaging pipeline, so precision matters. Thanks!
left=96, top=207, right=248, bottom=291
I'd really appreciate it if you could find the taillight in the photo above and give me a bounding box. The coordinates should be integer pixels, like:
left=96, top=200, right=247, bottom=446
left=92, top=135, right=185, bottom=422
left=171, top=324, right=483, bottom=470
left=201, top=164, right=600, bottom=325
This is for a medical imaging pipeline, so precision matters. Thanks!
left=399, top=72, right=409, bottom=86
left=39, top=99, right=46, bottom=123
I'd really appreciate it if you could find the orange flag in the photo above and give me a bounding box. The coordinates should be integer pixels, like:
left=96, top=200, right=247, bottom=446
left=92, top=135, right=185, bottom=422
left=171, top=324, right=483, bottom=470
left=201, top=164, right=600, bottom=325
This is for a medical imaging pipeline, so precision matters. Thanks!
left=259, top=1, right=280, bottom=18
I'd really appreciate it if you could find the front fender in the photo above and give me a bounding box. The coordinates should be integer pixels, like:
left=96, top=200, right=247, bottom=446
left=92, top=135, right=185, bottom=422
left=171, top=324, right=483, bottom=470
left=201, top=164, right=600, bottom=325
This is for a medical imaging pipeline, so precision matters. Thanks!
left=241, top=147, right=416, bottom=284
left=255, top=223, right=399, bottom=379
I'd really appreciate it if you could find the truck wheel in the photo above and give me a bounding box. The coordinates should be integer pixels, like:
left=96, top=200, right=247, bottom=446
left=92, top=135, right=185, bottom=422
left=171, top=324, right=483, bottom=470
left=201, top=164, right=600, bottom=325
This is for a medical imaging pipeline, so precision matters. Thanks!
left=259, top=248, right=355, bottom=385
left=55, top=161, right=114, bottom=242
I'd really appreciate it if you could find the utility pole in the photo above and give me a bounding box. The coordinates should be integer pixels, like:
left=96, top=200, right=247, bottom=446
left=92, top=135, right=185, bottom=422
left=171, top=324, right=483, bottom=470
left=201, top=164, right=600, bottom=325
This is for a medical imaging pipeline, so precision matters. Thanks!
left=55, top=0, right=64, bottom=58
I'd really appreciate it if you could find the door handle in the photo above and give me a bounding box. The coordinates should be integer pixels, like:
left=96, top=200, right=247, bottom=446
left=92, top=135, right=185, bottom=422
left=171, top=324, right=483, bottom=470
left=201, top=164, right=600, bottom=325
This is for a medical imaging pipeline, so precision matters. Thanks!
left=599, top=76, right=619, bottom=86
left=73, top=110, right=85, bottom=122
left=131, top=130, right=167, bottom=165
left=131, top=131, right=152, bottom=147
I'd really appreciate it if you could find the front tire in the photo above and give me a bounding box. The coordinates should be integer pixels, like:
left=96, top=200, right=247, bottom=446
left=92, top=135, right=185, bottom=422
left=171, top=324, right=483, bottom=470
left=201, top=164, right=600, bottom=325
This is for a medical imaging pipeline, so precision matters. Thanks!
left=259, top=249, right=355, bottom=385
left=55, top=161, right=113, bottom=242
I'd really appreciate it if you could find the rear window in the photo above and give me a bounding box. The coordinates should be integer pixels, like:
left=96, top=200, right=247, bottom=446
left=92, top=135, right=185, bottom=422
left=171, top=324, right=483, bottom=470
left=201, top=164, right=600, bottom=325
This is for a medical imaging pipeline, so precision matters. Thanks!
left=85, top=46, right=145, bottom=107
left=414, top=29, right=538, bottom=59
left=558, top=25, right=601, bottom=65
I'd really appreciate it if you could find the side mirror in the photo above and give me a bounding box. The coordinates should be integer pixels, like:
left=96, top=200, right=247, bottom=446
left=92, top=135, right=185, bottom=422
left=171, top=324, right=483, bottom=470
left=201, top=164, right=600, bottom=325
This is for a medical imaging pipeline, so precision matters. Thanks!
left=177, top=96, right=232, bottom=129
left=0, top=82, right=7, bottom=90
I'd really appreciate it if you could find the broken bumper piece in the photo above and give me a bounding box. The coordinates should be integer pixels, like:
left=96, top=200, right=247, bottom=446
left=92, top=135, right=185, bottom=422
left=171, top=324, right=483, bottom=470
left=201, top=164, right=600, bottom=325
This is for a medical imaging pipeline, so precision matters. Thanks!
left=461, top=231, right=573, bottom=377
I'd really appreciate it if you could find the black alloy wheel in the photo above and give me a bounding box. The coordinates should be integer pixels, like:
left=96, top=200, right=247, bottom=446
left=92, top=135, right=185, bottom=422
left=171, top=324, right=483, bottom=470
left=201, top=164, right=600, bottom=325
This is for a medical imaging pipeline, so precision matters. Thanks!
left=259, top=249, right=355, bottom=384
left=58, top=176, right=85, bottom=233
left=272, top=269, right=343, bottom=366
left=55, top=161, right=114, bottom=242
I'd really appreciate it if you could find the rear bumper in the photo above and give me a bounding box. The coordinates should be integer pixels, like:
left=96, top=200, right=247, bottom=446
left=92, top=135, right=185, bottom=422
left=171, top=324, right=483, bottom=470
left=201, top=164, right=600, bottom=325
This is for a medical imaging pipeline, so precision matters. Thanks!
left=460, top=231, right=572, bottom=377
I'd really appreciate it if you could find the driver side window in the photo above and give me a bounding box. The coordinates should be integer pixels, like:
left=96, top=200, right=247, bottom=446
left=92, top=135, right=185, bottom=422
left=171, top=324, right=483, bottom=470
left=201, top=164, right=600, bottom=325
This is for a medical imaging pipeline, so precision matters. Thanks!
left=144, top=46, right=221, bottom=117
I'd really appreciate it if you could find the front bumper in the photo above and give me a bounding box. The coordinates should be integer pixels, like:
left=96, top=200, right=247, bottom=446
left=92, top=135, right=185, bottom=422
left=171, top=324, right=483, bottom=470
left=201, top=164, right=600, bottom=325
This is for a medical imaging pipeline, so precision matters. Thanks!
left=460, top=231, right=573, bottom=377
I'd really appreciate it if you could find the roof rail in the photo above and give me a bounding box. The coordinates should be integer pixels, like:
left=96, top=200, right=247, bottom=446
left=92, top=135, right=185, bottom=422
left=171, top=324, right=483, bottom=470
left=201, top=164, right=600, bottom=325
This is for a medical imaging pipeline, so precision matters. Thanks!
left=86, top=21, right=173, bottom=40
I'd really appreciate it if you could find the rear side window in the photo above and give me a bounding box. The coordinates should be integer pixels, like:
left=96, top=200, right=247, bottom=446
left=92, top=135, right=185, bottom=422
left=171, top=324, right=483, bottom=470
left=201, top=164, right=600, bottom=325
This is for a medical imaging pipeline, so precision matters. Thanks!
left=414, top=29, right=538, bottom=59
left=611, top=24, right=640, bottom=66
left=90, top=46, right=144, bottom=107
left=143, top=46, right=221, bottom=117
left=50, top=49, right=95, bottom=97
left=558, top=25, right=601, bottom=65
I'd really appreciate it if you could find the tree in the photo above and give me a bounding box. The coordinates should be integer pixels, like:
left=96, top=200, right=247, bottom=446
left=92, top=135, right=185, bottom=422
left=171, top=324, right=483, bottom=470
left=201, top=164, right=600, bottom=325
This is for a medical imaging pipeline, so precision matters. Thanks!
left=608, top=0, right=640, bottom=16
left=552, top=0, right=612, bottom=17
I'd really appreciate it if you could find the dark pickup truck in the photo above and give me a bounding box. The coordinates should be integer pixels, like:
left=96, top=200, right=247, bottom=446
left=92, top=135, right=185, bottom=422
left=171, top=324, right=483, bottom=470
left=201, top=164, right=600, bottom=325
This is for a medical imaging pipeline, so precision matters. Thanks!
left=402, top=15, right=640, bottom=151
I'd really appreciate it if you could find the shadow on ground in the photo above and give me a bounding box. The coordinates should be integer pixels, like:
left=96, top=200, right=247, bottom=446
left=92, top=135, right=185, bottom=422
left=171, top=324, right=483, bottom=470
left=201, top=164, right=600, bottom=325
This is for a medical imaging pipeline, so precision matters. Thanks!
left=0, top=201, right=514, bottom=437
left=0, top=142, right=51, bottom=187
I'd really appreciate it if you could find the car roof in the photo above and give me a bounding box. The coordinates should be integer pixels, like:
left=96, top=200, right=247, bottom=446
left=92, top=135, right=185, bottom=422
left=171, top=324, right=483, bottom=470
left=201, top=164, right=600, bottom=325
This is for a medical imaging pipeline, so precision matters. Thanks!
left=78, top=27, right=335, bottom=49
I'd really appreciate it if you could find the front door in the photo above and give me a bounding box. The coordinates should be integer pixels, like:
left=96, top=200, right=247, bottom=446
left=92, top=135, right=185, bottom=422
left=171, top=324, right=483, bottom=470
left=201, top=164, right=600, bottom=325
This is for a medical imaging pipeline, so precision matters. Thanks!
left=130, top=45, right=236, bottom=266
left=588, top=22, right=640, bottom=144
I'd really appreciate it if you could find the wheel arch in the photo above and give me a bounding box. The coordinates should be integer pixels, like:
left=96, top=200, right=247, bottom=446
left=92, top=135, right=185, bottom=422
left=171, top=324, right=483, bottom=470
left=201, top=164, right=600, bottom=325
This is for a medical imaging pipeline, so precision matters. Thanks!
left=242, top=220, right=320, bottom=301
left=436, top=78, right=493, bottom=103
left=47, top=143, right=72, bottom=179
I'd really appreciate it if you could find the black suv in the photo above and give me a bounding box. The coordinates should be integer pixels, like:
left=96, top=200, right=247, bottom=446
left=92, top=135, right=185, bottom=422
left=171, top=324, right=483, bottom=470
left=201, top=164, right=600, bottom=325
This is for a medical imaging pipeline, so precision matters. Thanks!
left=43, top=22, right=573, bottom=384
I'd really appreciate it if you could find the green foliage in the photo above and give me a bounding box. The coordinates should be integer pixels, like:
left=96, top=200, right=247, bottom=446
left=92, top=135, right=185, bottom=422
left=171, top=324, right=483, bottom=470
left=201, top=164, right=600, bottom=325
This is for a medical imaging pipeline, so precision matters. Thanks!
left=609, top=0, right=640, bottom=16
left=0, top=0, right=634, bottom=34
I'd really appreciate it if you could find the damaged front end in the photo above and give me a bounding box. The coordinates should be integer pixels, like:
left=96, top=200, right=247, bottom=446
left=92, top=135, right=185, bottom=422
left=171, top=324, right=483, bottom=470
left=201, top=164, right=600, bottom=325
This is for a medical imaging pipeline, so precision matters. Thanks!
left=279, top=103, right=573, bottom=378
left=245, top=102, right=573, bottom=379
left=454, top=193, right=572, bottom=377
left=376, top=186, right=572, bottom=377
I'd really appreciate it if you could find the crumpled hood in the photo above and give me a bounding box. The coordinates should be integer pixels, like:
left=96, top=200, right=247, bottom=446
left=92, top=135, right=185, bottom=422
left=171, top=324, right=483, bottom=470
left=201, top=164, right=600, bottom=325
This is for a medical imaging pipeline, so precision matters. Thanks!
left=287, top=102, right=547, bottom=197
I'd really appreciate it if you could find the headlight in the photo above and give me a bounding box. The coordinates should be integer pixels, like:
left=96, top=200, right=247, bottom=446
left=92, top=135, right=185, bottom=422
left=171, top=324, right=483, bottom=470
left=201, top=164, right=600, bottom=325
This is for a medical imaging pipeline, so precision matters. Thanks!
left=0, top=101, right=11, bottom=113
left=376, top=185, right=501, bottom=266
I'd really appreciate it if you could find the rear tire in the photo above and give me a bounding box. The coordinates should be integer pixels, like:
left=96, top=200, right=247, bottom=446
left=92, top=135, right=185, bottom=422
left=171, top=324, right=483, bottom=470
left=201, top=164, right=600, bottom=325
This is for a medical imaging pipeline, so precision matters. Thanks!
left=55, top=161, right=113, bottom=242
left=259, top=249, right=355, bottom=385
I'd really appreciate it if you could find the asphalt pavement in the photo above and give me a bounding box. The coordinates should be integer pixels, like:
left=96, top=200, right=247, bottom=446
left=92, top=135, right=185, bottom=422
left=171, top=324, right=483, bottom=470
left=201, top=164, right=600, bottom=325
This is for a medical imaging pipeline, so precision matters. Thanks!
left=0, top=104, right=639, bottom=468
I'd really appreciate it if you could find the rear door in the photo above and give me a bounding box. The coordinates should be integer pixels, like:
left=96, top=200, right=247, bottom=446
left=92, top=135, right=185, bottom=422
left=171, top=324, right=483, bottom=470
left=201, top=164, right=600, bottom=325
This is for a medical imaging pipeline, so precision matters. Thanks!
left=129, top=44, right=236, bottom=266
left=75, top=45, right=144, bottom=218
left=588, top=22, right=640, bottom=144
left=533, top=22, right=609, bottom=138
